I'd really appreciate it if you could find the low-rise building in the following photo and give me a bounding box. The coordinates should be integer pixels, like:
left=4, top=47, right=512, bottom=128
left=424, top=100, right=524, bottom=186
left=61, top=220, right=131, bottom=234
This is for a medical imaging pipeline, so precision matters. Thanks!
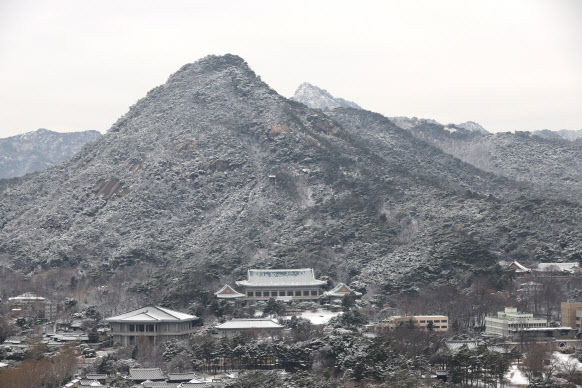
left=8, top=292, right=56, bottom=321
left=374, top=315, right=449, bottom=333
left=576, top=307, right=582, bottom=332
left=323, top=283, right=362, bottom=302
left=105, top=306, right=198, bottom=346
left=536, top=263, right=580, bottom=274
left=128, top=368, right=165, bottom=383
left=508, top=261, right=531, bottom=275
left=214, top=284, right=246, bottom=300
left=235, top=268, right=326, bottom=301
left=214, top=318, right=285, bottom=337
left=485, top=307, right=547, bottom=337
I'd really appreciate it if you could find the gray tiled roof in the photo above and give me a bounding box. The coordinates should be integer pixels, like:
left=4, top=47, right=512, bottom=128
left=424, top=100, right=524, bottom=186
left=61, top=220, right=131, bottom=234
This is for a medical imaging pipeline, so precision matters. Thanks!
left=167, top=372, right=200, bottom=382
left=105, top=306, right=198, bottom=323
left=86, top=374, right=108, bottom=380
left=128, top=368, right=166, bottom=381
left=141, top=383, right=179, bottom=388
left=214, top=284, right=245, bottom=299
left=216, top=319, right=284, bottom=330
left=324, top=283, right=362, bottom=297
left=236, top=268, right=326, bottom=287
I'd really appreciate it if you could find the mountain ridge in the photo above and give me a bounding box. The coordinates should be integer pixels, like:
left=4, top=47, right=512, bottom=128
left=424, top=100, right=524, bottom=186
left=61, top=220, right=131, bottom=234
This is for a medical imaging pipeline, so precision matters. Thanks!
left=1, top=54, right=581, bottom=294
left=0, top=128, right=101, bottom=179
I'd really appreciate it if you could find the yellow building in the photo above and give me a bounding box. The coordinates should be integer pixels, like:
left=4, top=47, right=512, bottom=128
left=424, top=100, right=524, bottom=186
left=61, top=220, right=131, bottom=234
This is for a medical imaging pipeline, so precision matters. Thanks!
left=561, top=300, right=582, bottom=329
left=374, top=315, right=449, bottom=333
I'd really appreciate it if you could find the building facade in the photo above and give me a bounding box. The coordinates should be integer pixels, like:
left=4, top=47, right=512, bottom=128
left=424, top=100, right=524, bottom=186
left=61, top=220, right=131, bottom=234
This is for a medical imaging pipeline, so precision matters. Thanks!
left=485, top=307, right=547, bottom=337
left=235, top=268, right=326, bottom=301
left=561, top=300, right=582, bottom=329
left=8, top=292, right=55, bottom=321
left=374, top=315, right=449, bottom=333
left=105, top=306, right=198, bottom=346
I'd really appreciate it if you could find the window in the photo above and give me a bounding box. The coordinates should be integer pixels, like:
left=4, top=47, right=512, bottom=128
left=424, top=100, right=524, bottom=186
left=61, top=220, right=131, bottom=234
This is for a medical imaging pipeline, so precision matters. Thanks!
left=311, top=290, right=318, bottom=296
left=434, top=320, right=440, bottom=323
left=287, top=290, right=293, bottom=296
left=248, top=291, right=254, bottom=297
left=129, top=324, right=135, bottom=332
left=147, top=324, right=154, bottom=332
left=420, top=320, right=426, bottom=323
left=303, top=290, right=309, bottom=296
left=279, top=291, right=286, bottom=296
left=295, top=290, right=301, bottom=296
left=442, top=326, right=447, bottom=329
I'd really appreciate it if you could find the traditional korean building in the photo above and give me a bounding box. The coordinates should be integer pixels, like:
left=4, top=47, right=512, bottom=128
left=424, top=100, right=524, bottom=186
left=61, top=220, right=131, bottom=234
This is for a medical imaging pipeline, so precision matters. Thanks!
left=214, top=318, right=285, bottom=337
left=323, top=283, right=362, bottom=302
left=508, top=261, right=531, bottom=276
left=105, top=306, right=198, bottom=346
left=214, top=284, right=245, bottom=300
left=536, top=262, right=580, bottom=274
left=235, top=268, right=326, bottom=301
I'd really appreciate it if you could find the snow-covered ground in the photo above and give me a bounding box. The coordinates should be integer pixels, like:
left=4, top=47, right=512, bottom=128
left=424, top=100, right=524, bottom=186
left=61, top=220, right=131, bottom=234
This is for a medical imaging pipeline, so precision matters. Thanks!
left=553, top=351, right=582, bottom=370
left=505, top=364, right=528, bottom=386
left=0, top=362, right=8, bottom=368
left=505, top=352, right=582, bottom=387
left=283, top=309, right=341, bottom=325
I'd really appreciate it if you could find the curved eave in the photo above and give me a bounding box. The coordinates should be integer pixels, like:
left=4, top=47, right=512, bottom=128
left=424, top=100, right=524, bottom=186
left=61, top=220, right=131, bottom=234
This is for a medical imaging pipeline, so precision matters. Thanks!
left=104, top=317, right=199, bottom=323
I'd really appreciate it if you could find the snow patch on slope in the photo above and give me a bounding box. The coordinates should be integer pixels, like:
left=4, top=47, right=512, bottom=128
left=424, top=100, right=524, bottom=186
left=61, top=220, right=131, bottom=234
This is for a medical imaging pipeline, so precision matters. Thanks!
left=291, top=83, right=362, bottom=111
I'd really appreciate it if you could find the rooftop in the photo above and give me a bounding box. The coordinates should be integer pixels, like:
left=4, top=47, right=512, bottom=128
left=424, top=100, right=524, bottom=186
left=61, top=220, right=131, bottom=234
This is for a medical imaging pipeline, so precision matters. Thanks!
left=167, top=372, right=200, bottom=382
left=8, top=292, right=46, bottom=301
left=105, top=306, right=198, bottom=323
left=216, top=319, right=284, bottom=330
left=537, top=263, right=580, bottom=272
left=235, top=268, right=326, bottom=287
left=128, top=368, right=165, bottom=381
left=214, top=284, right=245, bottom=299
left=325, top=283, right=362, bottom=297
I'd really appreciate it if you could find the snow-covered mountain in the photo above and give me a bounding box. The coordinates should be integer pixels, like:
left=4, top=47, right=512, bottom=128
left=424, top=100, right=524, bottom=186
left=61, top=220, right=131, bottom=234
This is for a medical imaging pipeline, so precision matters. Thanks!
left=291, top=82, right=362, bottom=110
left=0, top=128, right=101, bottom=179
left=456, top=121, right=488, bottom=134
left=389, top=117, right=488, bottom=134
left=532, top=129, right=582, bottom=141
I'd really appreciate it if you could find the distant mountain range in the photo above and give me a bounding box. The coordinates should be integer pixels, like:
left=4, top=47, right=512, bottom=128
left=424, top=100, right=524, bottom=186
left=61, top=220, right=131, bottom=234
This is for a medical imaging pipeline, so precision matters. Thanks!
left=531, top=129, right=582, bottom=141
left=0, top=55, right=581, bottom=296
left=0, top=128, right=101, bottom=179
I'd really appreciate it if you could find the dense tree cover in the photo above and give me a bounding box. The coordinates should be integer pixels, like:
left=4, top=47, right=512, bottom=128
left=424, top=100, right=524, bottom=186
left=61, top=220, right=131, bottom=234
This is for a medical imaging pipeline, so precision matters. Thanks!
left=0, top=343, right=79, bottom=388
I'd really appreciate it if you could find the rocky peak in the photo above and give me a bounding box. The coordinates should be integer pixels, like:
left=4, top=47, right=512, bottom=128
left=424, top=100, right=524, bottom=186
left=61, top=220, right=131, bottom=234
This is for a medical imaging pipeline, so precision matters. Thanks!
left=291, top=82, right=362, bottom=110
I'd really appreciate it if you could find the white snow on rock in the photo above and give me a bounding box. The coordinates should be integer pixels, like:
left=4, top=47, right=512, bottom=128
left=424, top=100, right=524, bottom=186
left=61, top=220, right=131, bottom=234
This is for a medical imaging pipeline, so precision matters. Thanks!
left=291, top=83, right=362, bottom=111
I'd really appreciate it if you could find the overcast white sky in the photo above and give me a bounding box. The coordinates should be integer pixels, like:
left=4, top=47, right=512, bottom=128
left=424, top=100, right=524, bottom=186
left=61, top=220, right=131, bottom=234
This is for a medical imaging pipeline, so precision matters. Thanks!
left=0, top=0, right=580, bottom=137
